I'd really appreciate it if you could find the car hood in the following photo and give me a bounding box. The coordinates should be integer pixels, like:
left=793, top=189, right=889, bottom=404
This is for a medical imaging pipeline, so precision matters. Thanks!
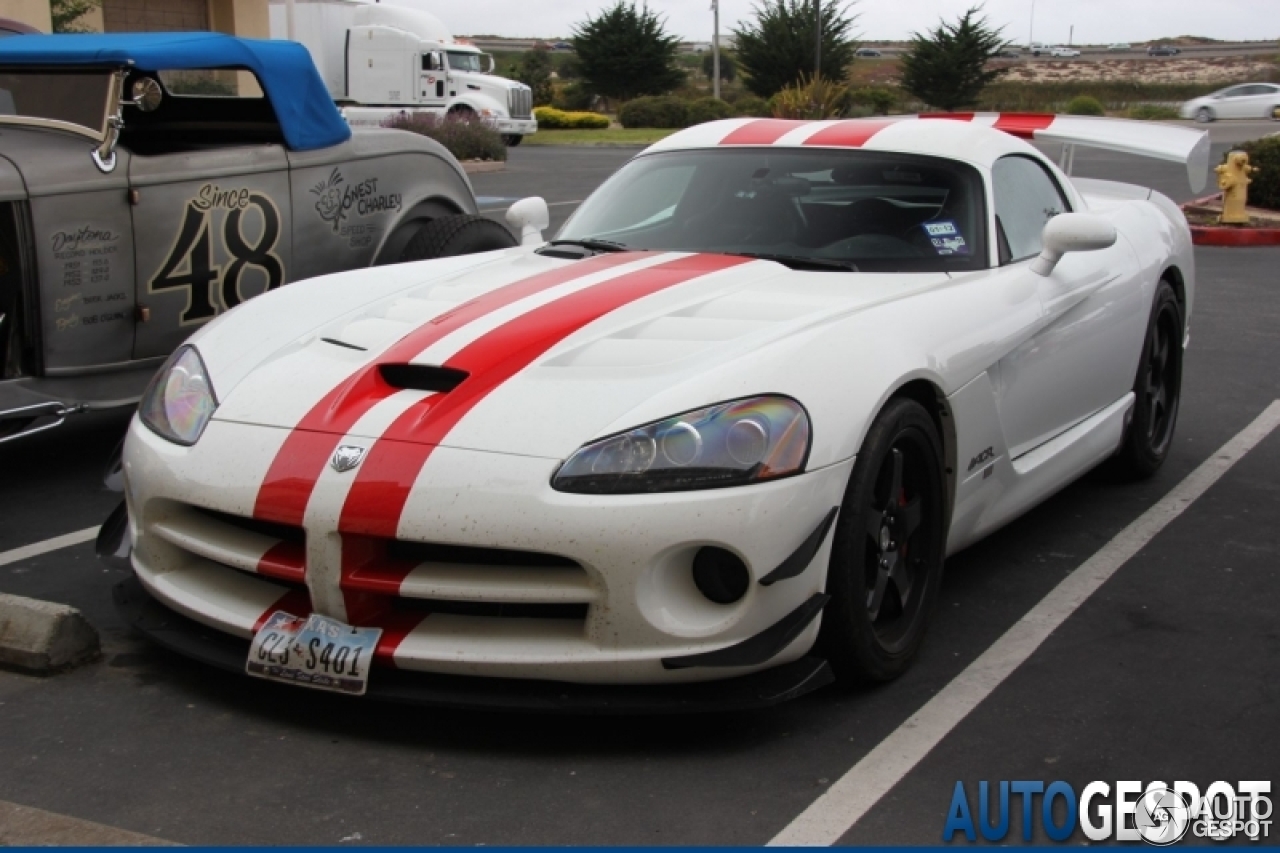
left=203, top=248, right=949, bottom=459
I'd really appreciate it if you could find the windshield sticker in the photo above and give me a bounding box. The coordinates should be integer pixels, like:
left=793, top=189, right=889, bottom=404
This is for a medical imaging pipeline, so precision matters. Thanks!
left=923, top=220, right=969, bottom=256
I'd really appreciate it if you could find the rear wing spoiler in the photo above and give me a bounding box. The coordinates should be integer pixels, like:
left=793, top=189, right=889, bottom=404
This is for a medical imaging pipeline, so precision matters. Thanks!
left=920, top=112, right=1212, bottom=194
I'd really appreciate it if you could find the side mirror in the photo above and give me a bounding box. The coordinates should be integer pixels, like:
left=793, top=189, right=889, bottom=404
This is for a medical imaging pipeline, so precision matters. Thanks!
left=505, top=197, right=550, bottom=246
left=425, top=51, right=444, bottom=71
left=482, top=54, right=495, bottom=74
left=1031, top=212, right=1117, bottom=276
left=126, top=77, right=163, bottom=112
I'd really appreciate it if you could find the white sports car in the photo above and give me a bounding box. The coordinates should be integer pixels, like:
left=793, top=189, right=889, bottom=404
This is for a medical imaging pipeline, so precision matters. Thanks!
left=101, top=113, right=1208, bottom=711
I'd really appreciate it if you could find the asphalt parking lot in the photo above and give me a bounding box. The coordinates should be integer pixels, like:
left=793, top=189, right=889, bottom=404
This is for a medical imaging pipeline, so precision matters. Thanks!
left=1, top=120, right=1278, bottom=845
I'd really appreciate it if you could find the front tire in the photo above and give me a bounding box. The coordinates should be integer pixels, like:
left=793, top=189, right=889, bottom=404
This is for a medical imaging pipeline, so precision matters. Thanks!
left=398, top=214, right=517, bottom=263
left=1116, top=280, right=1183, bottom=478
left=502, top=134, right=524, bottom=147
left=818, top=398, right=947, bottom=683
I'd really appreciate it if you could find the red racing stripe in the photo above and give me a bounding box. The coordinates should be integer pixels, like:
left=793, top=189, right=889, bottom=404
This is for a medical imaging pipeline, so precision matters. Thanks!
left=252, top=588, right=312, bottom=632
left=256, top=540, right=306, bottom=584
left=338, top=253, right=752, bottom=540
left=720, top=119, right=806, bottom=145
left=919, top=112, right=975, bottom=121
left=252, top=251, right=644, bottom=527
left=803, top=119, right=900, bottom=148
left=991, top=113, right=1057, bottom=139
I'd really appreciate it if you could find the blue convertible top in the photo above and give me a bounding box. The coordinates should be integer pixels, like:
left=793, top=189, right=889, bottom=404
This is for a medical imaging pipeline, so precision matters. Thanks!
left=0, top=32, right=351, bottom=151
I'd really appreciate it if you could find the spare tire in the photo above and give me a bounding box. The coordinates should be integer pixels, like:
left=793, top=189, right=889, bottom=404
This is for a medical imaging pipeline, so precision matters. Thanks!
left=398, top=214, right=517, bottom=262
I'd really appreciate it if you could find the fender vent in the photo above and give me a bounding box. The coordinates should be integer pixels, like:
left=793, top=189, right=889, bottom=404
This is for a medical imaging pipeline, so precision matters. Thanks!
left=379, top=364, right=468, bottom=392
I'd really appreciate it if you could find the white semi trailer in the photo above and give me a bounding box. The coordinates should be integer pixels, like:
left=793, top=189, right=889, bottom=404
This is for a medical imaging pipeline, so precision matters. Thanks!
left=269, top=0, right=536, bottom=145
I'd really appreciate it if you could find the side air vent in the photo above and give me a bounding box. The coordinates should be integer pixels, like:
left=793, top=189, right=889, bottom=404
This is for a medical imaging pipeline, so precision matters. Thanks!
left=379, top=364, right=468, bottom=392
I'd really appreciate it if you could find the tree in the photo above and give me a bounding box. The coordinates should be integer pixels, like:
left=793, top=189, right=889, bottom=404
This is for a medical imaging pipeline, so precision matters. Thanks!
left=572, top=2, right=685, bottom=103
left=517, top=45, right=555, bottom=106
left=733, top=0, right=859, bottom=98
left=701, top=51, right=737, bottom=82
left=50, top=0, right=100, bottom=32
left=898, top=7, right=1009, bottom=112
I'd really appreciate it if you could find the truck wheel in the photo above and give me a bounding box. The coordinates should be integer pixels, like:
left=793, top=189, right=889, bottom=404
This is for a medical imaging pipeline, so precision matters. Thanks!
left=502, top=134, right=523, bottom=147
left=398, top=214, right=516, bottom=263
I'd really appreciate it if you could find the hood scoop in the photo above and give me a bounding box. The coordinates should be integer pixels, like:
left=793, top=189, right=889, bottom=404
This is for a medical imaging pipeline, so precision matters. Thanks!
left=379, top=363, right=469, bottom=392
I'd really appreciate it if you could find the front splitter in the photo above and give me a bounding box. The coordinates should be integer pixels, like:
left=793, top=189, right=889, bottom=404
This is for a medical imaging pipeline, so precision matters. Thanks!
left=114, top=576, right=834, bottom=714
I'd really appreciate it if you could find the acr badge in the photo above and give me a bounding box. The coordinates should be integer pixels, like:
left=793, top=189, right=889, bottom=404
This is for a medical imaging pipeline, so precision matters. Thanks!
left=330, top=444, right=367, bottom=473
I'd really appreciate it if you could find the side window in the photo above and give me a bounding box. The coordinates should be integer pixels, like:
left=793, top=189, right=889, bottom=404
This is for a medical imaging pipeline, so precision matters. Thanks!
left=992, top=156, right=1070, bottom=264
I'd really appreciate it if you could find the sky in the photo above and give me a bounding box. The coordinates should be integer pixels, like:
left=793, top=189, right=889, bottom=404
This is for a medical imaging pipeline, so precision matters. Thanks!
left=381, top=0, right=1278, bottom=45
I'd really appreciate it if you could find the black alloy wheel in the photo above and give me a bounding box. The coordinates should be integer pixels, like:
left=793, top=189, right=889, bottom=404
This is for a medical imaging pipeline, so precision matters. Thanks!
left=818, top=397, right=947, bottom=683
left=1117, top=280, right=1183, bottom=478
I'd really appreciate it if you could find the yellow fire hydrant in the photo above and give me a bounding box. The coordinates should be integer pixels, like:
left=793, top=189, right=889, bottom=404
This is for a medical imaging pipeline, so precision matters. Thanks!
left=1215, top=150, right=1259, bottom=225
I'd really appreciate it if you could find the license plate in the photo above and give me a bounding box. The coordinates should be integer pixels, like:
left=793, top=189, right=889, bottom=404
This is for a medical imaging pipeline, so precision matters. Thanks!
left=246, top=611, right=382, bottom=696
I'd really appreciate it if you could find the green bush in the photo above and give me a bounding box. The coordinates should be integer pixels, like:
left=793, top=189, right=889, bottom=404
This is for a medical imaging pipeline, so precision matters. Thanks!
left=534, top=106, right=610, bottom=129
left=382, top=112, right=506, bottom=161
left=1235, top=136, right=1280, bottom=211
left=734, top=94, right=771, bottom=117
left=552, top=81, right=596, bottom=112
left=686, top=96, right=735, bottom=125
left=618, top=95, right=689, bottom=129
left=1064, top=95, right=1105, bottom=116
left=848, top=85, right=897, bottom=115
left=1127, top=103, right=1180, bottom=120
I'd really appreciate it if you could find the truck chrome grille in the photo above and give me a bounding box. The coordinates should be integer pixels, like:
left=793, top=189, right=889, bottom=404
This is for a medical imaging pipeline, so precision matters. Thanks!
left=508, top=86, right=532, bottom=119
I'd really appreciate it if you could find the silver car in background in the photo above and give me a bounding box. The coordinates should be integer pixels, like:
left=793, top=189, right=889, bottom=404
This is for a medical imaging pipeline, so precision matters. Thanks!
left=1180, top=83, right=1280, bottom=123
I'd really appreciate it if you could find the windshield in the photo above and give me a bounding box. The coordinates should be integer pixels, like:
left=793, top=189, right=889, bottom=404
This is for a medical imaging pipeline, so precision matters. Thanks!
left=446, top=51, right=483, bottom=73
left=0, top=70, right=112, bottom=138
left=558, top=148, right=989, bottom=272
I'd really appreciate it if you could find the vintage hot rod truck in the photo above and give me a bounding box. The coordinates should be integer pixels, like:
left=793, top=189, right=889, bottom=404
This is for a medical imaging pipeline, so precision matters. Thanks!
left=0, top=32, right=514, bottom=442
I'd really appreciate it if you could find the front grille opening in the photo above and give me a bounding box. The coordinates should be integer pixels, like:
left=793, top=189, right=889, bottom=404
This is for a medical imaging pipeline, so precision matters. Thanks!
left=379, top=363, right=468, bottom=392
left=195, top=507, right=305, bottom=545
left=401, top=598, right=587, bottom=620
left=386, top=540, right=580, bottom=569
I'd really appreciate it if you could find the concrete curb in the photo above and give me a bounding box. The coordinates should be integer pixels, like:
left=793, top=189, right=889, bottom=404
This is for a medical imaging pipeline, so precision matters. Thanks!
left=1190, top=225, right=1280, bottom=246
left=1181, top=194, right=1280, bottom=247
left=0, top=593, right=100, bottom=673
left=461, top=160, right=505, bottom=174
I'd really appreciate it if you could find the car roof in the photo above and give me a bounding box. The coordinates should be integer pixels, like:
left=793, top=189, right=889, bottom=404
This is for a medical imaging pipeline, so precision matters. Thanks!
left=643, top=114, right=1211, bottom=192
left=0, top=32, right=350, bottom=151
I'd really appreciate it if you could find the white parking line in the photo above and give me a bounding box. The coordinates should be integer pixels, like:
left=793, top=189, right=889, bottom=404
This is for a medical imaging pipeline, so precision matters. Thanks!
left=0, top=800, right=176, bottom=846
left=770, top=400, right=1280, bottom=846
left=0, top=527, right=99, bottom=568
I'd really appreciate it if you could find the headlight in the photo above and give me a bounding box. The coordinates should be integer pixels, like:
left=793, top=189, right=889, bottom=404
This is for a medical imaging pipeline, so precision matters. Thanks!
left=552, top=396, right=810, bottom=495
left=139, top=346, right=218, bottom=446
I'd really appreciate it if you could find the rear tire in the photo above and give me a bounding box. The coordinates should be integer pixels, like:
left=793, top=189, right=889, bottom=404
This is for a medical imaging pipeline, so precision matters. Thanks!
left=398, top=214, right=516, bottom=263
left=1196, top=107, right=1214, bottom=123
left=818, top=398, right=947, bottom=684
left=1116, top=280, right=1183, bottom=478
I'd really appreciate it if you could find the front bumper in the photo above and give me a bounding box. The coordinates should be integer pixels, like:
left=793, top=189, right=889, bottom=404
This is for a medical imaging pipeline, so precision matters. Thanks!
left=121, top=417, right=853, bottom=686
left=114, top=575, right=833, bottom=712
left=490, top=117, right=537, bottom=135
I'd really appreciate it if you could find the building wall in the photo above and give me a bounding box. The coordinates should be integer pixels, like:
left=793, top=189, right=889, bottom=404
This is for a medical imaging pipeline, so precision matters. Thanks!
left=0, top=0, right=52, bottom=32
left=101, top=0, right=209, bottom=32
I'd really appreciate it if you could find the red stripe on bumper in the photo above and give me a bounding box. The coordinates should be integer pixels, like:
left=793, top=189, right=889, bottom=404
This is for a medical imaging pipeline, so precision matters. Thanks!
left=252, top=588, right=312, bottom=633
left=252, top=252, right=644, bottom=527
left=803, top=119, right=899, bottom=148
left=256, top=541, right=306, bottom=584
left=339, top=253, right=752, bottom=539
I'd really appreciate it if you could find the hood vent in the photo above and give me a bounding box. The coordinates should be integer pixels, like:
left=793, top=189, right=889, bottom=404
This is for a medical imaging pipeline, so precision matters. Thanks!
left=379, top=364, right=469, bottom=392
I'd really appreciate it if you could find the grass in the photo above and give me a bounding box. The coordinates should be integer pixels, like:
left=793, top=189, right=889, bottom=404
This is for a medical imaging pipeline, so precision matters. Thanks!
left=523, top=127, right=678, bottom=146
